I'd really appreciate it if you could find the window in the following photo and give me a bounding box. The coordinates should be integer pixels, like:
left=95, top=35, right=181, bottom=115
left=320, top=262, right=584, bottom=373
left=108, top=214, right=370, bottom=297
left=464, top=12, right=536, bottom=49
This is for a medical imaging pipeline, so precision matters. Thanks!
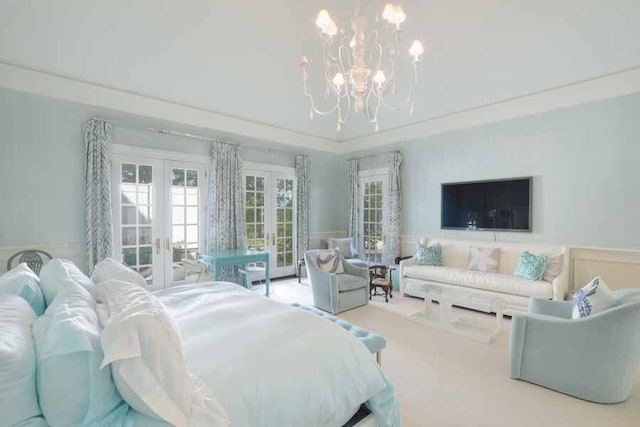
left=359, top=170, right=388, bottom=264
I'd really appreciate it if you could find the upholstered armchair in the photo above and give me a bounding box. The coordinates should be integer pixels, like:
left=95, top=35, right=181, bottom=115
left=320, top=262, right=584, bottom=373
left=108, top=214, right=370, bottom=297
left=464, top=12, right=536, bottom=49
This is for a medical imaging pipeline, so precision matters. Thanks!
left=509, top=289, right=640, bottom=403
left=304, top=250, right=370, bottom=314
left=326, top=237, right=369, bottom=269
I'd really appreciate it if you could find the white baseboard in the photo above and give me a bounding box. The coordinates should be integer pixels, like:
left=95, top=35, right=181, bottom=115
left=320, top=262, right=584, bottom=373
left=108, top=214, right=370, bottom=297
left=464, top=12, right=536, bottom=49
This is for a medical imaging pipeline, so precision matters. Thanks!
left=0, top=242, right=87, bottom=274
left=399, top=234, right=640, bottom=293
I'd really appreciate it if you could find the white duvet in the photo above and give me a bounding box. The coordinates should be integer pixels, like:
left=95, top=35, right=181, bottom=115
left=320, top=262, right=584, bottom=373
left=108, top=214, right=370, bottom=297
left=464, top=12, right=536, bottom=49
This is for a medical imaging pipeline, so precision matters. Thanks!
left=126, top=282, right=400, bottom=427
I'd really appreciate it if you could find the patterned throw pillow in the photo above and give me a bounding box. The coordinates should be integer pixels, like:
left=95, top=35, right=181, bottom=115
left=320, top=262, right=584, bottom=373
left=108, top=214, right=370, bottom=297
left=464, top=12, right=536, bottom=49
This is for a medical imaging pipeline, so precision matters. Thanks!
left=513, top=251, right=548, bottom=281
left=416, top=243, right=443, bottom=266
left=543, top=253, right=564, bottom=282
left=314, top=250, right=345, bottom=274
left=467, top=247, right=500, bottom=273
left=328, top=238, right=357, bottom=259
left=572, top=276, right=618, bottom=319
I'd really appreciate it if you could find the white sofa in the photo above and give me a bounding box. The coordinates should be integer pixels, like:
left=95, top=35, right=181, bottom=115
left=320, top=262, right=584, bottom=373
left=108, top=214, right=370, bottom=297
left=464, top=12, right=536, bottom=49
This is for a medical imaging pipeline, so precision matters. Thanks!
left=400, top=237, right=569, bottom=315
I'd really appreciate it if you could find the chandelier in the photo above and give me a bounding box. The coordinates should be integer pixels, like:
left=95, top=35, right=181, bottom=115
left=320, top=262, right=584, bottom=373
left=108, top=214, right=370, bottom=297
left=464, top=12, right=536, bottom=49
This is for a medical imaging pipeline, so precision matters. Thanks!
left=299, top=2, right=424, bottom=132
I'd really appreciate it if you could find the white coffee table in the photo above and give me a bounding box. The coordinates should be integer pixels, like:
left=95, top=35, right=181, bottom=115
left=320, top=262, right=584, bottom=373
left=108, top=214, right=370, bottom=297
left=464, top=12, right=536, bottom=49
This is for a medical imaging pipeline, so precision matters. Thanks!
left=409, top=284, right=507, bottom=343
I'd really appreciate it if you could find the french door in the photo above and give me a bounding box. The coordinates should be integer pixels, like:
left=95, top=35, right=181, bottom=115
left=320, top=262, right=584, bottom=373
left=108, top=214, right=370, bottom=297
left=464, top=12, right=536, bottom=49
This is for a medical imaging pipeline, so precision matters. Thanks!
left=359, top=170, right=388, bottom=264
left=244, top=165, right=296, bottom=278
left=112, top=152, right=206, bottom=289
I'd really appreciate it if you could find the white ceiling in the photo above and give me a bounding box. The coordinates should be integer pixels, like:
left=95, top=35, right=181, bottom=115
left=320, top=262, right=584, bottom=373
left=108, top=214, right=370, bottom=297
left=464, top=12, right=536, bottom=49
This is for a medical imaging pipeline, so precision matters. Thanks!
left=1, top=0, right=639, bottom=147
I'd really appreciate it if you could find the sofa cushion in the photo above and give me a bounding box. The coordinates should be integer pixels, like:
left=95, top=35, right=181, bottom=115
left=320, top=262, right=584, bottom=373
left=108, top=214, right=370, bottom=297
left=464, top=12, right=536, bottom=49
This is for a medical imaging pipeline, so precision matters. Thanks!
left=337, top=274, right=367, bottom=292
left=571, top=276, right=618, bottom=319
left=313, top=250, right=345, bottom=274
left=404, top=265, right=552, bottom=299
left=513, top=251, right=548, bottom=281
left=416, top=243, right=443, bottom=266
left=327, top=238, right=357, bottom=259
left=468, top=247, right=500, bottom=273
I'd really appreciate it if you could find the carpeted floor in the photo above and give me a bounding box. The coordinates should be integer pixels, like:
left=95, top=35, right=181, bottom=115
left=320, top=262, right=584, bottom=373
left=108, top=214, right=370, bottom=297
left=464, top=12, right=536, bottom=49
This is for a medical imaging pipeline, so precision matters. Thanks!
left=260, top=277, right=640, bottom=427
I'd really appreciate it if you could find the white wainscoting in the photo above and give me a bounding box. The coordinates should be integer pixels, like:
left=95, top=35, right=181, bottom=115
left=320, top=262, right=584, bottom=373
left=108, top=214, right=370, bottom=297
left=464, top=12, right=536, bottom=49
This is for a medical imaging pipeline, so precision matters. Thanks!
left=0, top=242, right=87, bottom=274
left=399, top=235, right=640, bottom=295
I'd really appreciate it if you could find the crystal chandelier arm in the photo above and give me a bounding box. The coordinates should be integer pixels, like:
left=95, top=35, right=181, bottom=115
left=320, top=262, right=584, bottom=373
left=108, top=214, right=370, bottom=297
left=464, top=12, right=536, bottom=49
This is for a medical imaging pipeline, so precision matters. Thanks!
left=379, top=60, right=419, bottom=111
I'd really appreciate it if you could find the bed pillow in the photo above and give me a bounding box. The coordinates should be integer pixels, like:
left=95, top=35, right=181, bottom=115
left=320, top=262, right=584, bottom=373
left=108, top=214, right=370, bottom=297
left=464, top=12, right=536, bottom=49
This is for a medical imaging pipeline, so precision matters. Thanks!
left=91, top=258, right=148, bottom=288
left=513, top=251, right=548, bottom=281
left=32, top=280, right=129, bottom=427
left=572, top=276, right=618, bottom=319
left=39, top=259, right=95, bottom=306
left=0, top=295, right=44, bottom=427
left=467, top=247, right=500, bottom=273
left=95, top=279, right=229, bottom=427
left=328, top=238, right=358, bottom=259
left=314, top=250, right=345, bottom=274
left=416, top=243, right=443, bottom=266
left=0, top=263, right=45, bottom=315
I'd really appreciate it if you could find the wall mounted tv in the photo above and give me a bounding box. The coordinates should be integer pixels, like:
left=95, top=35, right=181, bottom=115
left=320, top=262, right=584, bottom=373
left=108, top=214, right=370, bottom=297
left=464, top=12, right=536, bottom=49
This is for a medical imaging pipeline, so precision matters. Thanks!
left=441, top=177, right=532, bottom=232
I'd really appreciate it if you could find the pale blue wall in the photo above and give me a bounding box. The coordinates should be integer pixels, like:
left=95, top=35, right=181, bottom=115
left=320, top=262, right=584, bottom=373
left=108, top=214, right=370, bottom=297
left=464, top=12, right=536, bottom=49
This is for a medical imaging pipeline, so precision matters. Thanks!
left=0, top=88, right=341, bottom=246
left=339, top=93, right=640, bottom=249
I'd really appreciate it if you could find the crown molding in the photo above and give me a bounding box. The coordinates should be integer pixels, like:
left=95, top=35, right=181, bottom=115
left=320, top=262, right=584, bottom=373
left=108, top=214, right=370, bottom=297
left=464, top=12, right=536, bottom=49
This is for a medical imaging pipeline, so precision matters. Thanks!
left=334, top=66, right=640, bottom=154
left=1, top=60, right=639, bottom=155
left=0, top=60, right=341, bottom=153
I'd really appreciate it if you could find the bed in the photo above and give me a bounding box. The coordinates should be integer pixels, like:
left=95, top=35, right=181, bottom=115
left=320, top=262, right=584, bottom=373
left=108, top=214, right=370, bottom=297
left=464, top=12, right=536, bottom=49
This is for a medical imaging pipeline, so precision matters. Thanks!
left=125, top=282, right=400, bottom=427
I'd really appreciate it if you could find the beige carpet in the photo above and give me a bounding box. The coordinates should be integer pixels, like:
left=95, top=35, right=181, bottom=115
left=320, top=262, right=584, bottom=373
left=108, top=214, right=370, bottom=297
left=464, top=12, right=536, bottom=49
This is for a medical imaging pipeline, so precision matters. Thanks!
left=265, top=278, right=640, bottom=427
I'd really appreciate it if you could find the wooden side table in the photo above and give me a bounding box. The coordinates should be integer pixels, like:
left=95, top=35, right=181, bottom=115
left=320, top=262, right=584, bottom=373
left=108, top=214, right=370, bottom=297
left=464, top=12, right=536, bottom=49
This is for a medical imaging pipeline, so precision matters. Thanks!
left=369, top=265, right=392, bottom=303
left=297, top=258, right=306, bottom=283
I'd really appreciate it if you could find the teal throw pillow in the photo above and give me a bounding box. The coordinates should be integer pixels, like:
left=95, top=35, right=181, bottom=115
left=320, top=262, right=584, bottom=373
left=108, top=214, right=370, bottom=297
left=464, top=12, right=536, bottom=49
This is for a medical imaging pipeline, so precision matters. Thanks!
left=513, top=251, right=548, bottom=281
left=416, top=243, right=443, bottom=266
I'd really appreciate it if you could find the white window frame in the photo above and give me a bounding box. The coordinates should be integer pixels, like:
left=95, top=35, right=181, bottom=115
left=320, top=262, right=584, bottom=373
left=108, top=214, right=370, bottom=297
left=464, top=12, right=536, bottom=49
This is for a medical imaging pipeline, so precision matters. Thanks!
left=358, top=168, right=388, bottom=264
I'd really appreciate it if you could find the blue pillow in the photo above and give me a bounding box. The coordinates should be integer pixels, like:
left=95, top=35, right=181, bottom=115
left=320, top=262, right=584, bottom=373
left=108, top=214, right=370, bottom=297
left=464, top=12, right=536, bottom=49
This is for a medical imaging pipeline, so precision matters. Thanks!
left=0, top=263, right=45, bottom=315
left=513, top=251, right=548, bottom=281
left=416, top=243, right=443, bottom=266
left=39, top=259, right=95, bottom=306
left=32, top=281, right=129, bottom=426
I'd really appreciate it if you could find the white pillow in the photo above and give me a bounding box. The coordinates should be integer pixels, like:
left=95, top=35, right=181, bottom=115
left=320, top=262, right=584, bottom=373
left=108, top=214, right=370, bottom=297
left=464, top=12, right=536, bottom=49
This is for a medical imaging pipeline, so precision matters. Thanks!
left=314, top=250, right=345, bottom=274
left=467, top=247, right=500, bottom=273
left=39, top=259, right=95, bottom=306
left=543, top=253, right=564, bottom=283
left=91, top=258, right=148, bottom=288
left=572, top=276, right=618, bottom=319
left=95, top=280, right=229, bottom=427
left=33, top=281, right=129, bottom=427
left=0, top=263, right=45, bottom=315
left=0, top=295, right=44, bottom=427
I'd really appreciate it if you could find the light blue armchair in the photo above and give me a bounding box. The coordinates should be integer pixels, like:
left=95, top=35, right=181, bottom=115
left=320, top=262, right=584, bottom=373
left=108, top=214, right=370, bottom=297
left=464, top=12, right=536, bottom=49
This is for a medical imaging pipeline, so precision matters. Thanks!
left=509, top=289, right=640, bottom=403
left=304, top=250, right=370, bottom=314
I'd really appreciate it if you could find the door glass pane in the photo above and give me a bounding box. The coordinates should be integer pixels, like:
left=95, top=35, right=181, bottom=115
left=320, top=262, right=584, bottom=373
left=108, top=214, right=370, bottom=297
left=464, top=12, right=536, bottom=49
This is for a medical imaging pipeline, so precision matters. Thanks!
left=171, top=168, right=201, bottom=282
left=244, top=174, right=267, bottom=269
left=274, top=178, right=295, bottom=269
left=119, top=163, right=153, bottom=284
left=362, top=178, right=384, bottom=264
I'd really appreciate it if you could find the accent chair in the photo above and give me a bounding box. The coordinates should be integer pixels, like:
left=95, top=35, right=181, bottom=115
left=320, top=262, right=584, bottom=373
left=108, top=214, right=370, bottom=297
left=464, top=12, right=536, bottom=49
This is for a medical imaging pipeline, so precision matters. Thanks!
left=304, top=250, right=370, bottom=314
left=509, top=289, right=640, bottom=403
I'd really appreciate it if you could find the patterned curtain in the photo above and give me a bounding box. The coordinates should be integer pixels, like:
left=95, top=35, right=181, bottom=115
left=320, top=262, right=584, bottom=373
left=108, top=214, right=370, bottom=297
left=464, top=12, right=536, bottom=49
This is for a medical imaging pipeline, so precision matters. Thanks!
left=296, top=155, right=311, bottom=262
left=347, top=159, right=359, bottom=247
left=83, top=118, right=114, bottom=271
left=382, top=152, right=403, bottom=266
left=207, top=141, right=246, bottom=280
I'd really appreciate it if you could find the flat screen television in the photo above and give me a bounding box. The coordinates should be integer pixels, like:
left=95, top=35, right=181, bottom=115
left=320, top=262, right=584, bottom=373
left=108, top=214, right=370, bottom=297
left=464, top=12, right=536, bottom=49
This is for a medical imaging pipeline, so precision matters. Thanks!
left=441, top=177, right=532, bottom=231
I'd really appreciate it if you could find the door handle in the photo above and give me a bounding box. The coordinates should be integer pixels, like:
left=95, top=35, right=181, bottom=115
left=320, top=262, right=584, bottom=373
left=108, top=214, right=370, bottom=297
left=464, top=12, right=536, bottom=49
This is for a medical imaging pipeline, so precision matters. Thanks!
left=272, top=234, right=275, bottom=246
left=155, top=238, right=161, bottom=255
left=165, top=238, right=171, bottom=254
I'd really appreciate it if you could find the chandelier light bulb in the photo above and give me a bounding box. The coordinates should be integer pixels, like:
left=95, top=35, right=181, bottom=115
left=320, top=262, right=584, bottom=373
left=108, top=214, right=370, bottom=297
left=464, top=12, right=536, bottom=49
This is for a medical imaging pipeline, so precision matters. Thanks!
left=382, top=3, right=395, bottom=21
left=332, top=72, right=345, bottom=89
left=409, top=40, right=424, bottom=60
left=324, top=20, right=338, bottom=37
left=393, top=6, right=406, bottom=27
left=315, top=9, right=332, bottom=30
left=373, top=70, right=386, bottom=88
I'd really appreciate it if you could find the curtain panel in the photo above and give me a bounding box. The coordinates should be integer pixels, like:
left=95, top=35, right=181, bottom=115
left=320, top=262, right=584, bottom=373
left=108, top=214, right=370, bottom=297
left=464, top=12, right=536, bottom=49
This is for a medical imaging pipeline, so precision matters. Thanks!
left=347, top=159, right=359, bottom=246
left=83, top=118, right=114, bottom=271
left=296, top=155, right=311, bottom=261
left=207, top=141, right=247, bottom=280
left=382, top=152, right=403, bottom=266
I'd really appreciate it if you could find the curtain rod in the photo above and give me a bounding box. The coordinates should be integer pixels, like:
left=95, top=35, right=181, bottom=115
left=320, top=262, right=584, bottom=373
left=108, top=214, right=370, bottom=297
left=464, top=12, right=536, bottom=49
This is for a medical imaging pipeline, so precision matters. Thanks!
left=91, top=117, right=307, bottom=156
left=348, top=150, right=400, bottom=161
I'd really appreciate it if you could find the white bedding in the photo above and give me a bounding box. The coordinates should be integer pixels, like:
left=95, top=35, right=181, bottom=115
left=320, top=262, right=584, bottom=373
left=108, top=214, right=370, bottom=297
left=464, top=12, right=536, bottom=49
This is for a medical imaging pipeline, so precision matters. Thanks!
left=126, top=282, right=400, bottom=427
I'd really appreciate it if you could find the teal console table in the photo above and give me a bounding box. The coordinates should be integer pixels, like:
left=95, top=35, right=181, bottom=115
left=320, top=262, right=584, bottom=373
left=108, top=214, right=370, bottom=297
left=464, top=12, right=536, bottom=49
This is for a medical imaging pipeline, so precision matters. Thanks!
left=199, top=249, right=270, bottom=296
